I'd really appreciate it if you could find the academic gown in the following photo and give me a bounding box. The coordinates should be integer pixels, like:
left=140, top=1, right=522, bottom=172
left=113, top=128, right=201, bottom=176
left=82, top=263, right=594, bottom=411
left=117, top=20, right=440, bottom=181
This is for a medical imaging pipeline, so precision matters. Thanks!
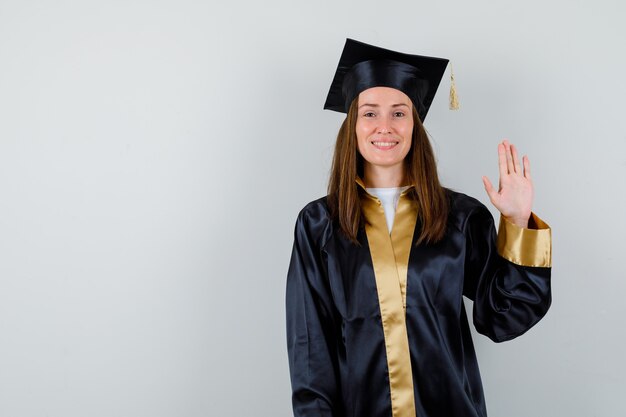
left=285, top=178, right=552, bottom=417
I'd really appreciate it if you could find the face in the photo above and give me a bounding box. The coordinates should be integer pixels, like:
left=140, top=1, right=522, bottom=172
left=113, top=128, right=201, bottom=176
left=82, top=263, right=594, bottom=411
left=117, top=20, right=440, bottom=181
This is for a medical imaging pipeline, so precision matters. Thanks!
left=355, top=86, right=413, bottom=172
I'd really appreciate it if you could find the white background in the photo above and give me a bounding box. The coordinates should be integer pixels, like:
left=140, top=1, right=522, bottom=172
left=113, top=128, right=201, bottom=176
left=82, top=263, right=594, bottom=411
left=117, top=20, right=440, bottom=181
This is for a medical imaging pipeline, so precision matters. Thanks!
left=1, top=0, right=625, bottom=416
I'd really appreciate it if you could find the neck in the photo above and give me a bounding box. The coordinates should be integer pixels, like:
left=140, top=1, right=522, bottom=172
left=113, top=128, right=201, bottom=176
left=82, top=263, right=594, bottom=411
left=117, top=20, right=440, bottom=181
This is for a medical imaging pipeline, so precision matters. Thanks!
left=363, top=163, right=406, bottom=188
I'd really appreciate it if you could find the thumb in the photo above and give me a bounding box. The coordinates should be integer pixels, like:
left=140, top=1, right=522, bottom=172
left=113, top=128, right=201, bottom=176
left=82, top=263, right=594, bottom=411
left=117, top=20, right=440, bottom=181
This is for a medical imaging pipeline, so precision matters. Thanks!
left=482, top=176, right=499, bottom=205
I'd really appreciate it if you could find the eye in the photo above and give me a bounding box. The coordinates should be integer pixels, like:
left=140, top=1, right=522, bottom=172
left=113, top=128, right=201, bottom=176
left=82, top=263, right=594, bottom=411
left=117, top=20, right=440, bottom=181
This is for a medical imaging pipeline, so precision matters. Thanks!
left=394, top=111, right=406, bottom=117
left=363, top=111, right=376, bottom=117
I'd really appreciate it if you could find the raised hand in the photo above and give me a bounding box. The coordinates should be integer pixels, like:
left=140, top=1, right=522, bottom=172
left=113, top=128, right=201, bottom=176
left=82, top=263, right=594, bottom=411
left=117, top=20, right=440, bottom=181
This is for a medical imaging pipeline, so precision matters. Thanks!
left=482, top=139, right=533, bottom=228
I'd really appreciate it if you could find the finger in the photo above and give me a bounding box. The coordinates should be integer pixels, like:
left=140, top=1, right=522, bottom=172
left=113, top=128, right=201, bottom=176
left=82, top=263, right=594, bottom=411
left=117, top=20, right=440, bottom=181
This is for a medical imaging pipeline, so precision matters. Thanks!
left=503, top=139, right=514, bottom=174
left=497, top=142, right=508, bottom=178
left=482, top=175, right=499, bottom=204
left=511, top=143, right=522, bottom=174
left=523, top=155, right=532, bottom=180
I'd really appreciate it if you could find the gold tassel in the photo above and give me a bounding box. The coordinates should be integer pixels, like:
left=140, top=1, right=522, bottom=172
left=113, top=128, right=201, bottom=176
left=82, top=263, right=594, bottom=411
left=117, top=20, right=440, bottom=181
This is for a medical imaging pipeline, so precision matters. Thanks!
left=449, top=64, right=459, bottom=110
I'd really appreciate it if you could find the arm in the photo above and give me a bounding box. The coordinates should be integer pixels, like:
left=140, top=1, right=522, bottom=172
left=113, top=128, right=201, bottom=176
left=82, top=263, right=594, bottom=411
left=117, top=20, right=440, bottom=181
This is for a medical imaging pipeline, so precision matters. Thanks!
left=463, top=205, right=552, bottom=342
left=467, top=139, right=552, bottom=342
left=286, top=208, right=342, bottom=416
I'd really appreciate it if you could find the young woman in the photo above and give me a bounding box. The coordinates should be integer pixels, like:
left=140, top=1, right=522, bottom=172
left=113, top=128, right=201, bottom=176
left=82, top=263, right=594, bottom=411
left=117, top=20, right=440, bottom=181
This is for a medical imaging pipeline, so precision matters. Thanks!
left=285, top=38, right=552, bottom=417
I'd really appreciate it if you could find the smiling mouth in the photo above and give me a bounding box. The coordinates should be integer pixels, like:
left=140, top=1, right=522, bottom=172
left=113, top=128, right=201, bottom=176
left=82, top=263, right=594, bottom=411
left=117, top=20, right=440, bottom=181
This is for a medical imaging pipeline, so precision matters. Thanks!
left=371, top=140, right=399, bottom=149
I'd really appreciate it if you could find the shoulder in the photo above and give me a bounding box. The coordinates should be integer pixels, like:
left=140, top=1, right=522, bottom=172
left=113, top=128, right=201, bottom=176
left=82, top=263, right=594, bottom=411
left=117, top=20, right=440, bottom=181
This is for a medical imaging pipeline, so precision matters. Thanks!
left=293, top=196, right=333, bottom=248
left=296, top=195, right=330, bottom=223
left=445, top=188, right=494, bottom=233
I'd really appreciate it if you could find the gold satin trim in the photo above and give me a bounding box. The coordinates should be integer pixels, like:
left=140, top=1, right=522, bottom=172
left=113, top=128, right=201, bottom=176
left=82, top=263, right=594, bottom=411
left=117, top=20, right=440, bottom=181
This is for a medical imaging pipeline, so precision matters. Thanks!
left=357, top=177, right=417, bottom=417
left=390, top=194, right=418, bottom=312
left=496, top=212, right=552, bottom=267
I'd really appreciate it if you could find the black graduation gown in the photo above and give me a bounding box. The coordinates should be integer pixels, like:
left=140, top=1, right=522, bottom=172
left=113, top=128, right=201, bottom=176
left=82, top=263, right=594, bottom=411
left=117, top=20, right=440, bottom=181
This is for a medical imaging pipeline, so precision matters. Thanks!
left=285, top=185, right=552, bottom=417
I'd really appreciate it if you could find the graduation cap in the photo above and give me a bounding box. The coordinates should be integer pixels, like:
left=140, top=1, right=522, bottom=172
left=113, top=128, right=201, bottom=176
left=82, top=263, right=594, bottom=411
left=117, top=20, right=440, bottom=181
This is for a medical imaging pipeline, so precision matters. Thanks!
left=323, top=38, right=457, bottom=121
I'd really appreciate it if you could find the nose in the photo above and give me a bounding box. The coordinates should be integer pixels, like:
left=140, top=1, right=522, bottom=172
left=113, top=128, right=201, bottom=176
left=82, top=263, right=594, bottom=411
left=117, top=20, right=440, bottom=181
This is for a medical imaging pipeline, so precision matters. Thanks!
left=377, top=114, right=392, bottom=134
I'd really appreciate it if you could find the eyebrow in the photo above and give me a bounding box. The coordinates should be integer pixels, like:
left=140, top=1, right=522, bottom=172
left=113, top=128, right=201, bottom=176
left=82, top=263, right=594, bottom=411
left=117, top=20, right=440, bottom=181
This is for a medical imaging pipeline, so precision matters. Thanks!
left=358, top=103, right=410, bottom=109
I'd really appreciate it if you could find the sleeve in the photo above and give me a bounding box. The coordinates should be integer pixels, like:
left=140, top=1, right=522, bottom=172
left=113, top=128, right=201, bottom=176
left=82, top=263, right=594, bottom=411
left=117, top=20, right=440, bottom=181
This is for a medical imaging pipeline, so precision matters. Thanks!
left=285, top=210, right=342, bottom=416
left=462, top=205, right=552, bottom=343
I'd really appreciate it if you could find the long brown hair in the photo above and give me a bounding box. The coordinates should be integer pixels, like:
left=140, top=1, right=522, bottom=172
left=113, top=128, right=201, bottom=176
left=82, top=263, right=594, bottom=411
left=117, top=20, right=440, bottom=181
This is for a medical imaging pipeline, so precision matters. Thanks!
left=327, top=98, right=449, bottom=245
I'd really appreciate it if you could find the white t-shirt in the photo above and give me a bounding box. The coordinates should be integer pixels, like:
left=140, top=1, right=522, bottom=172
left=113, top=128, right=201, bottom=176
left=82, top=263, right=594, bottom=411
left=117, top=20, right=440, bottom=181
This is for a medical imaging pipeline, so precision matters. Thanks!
left=365, top=186, right=411, bottom=234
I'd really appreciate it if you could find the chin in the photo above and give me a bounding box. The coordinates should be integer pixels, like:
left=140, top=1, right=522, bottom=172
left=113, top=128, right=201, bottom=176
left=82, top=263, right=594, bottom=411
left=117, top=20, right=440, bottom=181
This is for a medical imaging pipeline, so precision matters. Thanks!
left=368, top=159, right=405, bottom=168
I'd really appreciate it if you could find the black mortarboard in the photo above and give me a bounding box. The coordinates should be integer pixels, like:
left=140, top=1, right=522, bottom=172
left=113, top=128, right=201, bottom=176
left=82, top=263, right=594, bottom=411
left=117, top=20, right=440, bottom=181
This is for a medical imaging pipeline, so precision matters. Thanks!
left=323, top=38, right=450, bottom=121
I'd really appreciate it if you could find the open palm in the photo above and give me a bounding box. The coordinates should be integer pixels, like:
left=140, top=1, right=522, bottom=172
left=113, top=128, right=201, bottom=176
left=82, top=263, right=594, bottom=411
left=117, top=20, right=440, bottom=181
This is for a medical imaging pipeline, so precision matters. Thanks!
left=482, top=140, right=533, bottom=228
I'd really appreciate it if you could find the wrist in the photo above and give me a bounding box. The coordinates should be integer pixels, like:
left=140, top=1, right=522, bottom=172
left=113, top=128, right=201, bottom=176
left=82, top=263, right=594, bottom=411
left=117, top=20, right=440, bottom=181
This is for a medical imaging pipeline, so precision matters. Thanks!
left=505, top=215, right=529, bottom=229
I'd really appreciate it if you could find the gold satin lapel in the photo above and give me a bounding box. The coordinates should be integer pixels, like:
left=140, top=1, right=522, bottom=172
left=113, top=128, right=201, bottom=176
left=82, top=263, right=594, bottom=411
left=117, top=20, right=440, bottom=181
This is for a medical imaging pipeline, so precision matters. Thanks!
left=357, top=178, right=417, bottom=417
left=391, top=192, right=418, bottom=312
